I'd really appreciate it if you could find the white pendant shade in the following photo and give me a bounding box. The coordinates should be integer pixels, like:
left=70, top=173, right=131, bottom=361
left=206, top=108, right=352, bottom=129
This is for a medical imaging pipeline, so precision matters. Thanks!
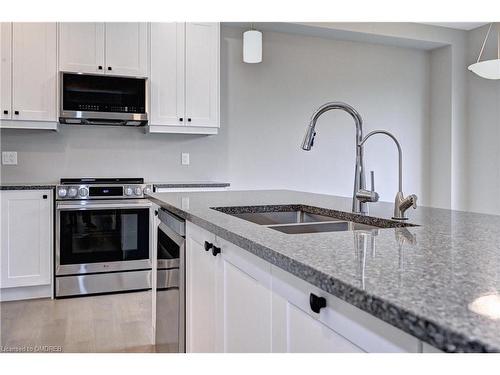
left=243, top=30, right=262, bottom=64
left=468, top=59, right=500, bottom=80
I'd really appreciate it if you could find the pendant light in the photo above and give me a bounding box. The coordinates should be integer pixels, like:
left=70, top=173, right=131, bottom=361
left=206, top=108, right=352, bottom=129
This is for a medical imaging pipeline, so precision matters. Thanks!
left=243, top=24, right=262, bottom=64
left=468, top=23, right=500, bottom=80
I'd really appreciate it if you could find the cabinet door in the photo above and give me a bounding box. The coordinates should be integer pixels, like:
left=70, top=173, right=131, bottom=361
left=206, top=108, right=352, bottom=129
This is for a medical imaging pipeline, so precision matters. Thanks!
left=0, top=22, right=12, bottom=120
left=150, top=23, right=185, bottom=126
left=272, top=292, right=363, bottom=353
left=105, top=23, right=148, bottom=77
left=271, top=266, right=419, bottom=353
left=0, top=190, right=52, bottom=288
left=58, top=22, right=105, bottom=74
left=185, top=223, right=217, bottom=352
left=217, top=239, right=272, bottom=352
left=12, top=23, right=57, bottom=121
left=184, top=23, right=219, bottom=128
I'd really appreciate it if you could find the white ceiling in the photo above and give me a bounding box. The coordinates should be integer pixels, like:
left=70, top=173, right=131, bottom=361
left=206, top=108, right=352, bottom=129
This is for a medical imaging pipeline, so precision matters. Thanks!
left=418, top=22, right=489, bottom=30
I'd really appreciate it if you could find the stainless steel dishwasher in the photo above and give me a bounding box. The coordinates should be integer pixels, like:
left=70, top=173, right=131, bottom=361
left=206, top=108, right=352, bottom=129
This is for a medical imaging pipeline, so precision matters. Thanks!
left=155, top=208, right=185, bottom=352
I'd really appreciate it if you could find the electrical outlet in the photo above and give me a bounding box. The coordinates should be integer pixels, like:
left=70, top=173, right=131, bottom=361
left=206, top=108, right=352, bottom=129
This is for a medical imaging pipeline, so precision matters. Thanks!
left=181, top=153, right=190, bottom=166
left=2, top=152, right=18, bottom=165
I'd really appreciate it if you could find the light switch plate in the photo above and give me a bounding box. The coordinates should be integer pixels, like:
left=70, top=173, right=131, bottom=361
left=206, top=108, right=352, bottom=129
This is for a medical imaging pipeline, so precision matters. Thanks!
left=181, top=153, right=190, bottom=166
left=2, top=151, right=18, bottom=165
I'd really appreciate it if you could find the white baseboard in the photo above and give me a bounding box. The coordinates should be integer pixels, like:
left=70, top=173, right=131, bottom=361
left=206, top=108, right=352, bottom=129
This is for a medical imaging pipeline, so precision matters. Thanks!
left=0, top=285, right=52, bottom=302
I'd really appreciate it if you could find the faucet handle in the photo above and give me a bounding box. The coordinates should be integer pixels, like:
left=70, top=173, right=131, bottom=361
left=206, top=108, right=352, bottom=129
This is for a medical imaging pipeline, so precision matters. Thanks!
left=356, top=171, right=379, bottom=203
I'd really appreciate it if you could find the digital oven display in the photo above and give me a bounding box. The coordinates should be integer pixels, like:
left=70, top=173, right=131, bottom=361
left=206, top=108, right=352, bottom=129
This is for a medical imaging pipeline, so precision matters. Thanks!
left=89, top=186, right=123, bottom=197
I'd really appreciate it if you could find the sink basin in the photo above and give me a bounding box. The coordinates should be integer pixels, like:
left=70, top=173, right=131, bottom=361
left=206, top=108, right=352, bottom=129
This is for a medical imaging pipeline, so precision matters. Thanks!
left=211, top=204, right=415, bottom=234
left=268, top=221, right=379, bottom=234
left=227, top=210, right=336, bottom=226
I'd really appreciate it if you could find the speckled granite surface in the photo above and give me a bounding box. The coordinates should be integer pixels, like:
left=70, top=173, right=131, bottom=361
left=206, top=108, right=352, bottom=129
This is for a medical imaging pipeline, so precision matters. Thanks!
left=148, top=189, right=500, bottom=353
left=153, top=181, right=230, bottom=189
left=0, top=183, right=56, bottom=190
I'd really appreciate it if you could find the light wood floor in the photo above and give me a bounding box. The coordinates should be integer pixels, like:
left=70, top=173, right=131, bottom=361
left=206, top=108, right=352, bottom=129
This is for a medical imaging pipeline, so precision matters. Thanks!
left=0, top=291, right=154, bottom=353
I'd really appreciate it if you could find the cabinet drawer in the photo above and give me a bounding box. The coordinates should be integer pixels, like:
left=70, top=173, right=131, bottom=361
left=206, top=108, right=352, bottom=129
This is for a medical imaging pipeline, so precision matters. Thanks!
left=271, top=265, right=420, bottom=353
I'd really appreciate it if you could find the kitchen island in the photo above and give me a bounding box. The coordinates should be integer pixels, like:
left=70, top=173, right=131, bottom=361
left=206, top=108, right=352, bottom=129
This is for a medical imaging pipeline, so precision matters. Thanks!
left=148, top=189, right=500, bottom=352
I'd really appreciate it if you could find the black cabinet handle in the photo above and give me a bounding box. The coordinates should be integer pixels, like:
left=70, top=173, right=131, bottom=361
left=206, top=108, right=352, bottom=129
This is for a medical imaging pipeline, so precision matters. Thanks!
left=3, top=110, right=8, bottom=115
left=212, top=246, right=221, bottom=256
left=309, top=293, right=326, bottom=314
left=42, top=195, right=48, bottom=199
left=179, top=118, right=183, bottom=122
left=98, top=65, right=103, bottom=70
left=14, top=110, right=19, bottom=115
left=108, top=66, right=112, bottom=71
left=204, top=241, right=213, bottom=251
left=187, top=118, right=192, bottom=122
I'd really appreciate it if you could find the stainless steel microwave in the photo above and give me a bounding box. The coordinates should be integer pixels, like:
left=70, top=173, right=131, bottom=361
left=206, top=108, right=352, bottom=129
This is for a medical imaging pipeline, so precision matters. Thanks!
left=59, top=72, right=148, bottom=127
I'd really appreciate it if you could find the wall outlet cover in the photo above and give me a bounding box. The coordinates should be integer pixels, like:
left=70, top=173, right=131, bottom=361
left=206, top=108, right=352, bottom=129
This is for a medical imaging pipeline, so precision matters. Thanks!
left=181, top=153, right=190, bottom=166
left=2, top=152, right=18, bottom=165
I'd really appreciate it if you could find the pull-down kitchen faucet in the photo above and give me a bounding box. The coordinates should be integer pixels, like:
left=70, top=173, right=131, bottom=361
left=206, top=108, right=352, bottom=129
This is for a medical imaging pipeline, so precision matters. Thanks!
left=301, top=102, right=376, bottom=214
left=359, top=130, right=417, bottom=220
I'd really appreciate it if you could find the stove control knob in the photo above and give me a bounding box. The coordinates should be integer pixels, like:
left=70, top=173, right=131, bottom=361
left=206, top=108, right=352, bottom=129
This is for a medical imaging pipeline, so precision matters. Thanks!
left=124, top=187, right=133, bottom=196
left=134, top=187, right=143, bottom=196
left=68, top=187, right=78, bottom=197
left=143, top=187, right=152, bottom=195
left=78, top=187, right=89, bottom=197
left=58, top=188, right=67, bottom=198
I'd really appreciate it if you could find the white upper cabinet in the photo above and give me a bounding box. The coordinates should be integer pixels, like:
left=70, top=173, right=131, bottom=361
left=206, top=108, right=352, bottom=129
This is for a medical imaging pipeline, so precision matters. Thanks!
left=150, top=23, right=185, bottom=126
left=105, top=23, right=148, bottom=77
left=58, top=22, right=148, bottom=77
left=184, top=23, right=220, bottom=128
left=1, top=23, right=12, bottom=120
left=11, top=23, right=57, bottom=122
left=59, top=22, right=105, bottom=74
left=0, top=190, right=52, bottom=289
left=149, top=22, right=220, bottom=134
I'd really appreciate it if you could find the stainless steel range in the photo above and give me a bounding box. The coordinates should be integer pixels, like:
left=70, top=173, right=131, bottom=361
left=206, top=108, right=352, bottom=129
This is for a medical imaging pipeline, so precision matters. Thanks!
left=55, top=178, right=153, bottom=298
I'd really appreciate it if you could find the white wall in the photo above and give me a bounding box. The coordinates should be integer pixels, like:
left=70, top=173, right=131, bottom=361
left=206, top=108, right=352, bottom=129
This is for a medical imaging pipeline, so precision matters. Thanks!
left=466, top=25, right=500, bottom=215
left=0, top=126, right=229, bottom=183
left=222, top=26, right=431, bottom=205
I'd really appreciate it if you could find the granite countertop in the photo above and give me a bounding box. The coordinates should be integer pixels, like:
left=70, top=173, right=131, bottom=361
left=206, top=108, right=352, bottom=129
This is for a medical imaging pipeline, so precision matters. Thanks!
left=0, top=183, right=57, bottom=190
left=148, top=189, right=500, bottom=353
left=152, top=181, right=230, bottom=189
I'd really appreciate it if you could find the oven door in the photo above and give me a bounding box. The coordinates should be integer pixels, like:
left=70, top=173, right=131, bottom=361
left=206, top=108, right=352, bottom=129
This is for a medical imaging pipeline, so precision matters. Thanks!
left=56, top=200, right=153, bottom=275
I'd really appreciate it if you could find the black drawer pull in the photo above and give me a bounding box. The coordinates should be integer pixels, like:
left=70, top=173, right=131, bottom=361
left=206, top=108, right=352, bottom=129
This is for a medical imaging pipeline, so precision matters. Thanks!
left=204, top=241, right=213, bottom=251
left=309, top=293, right=326, bottom=313
left=187, top=118, right=192, bottom=122
left=179, top=118, right=183, bottom=122
left=212, top=246, right=221, bottom=256
left=98, top=65, right=103, bottom=70
left=108, top=66, right=112, bottom=71
left=14, top=110, right=19, bottom=115
left=42, top=195, right=48, bottom=199
left=3, top=110, right=8, bottom=115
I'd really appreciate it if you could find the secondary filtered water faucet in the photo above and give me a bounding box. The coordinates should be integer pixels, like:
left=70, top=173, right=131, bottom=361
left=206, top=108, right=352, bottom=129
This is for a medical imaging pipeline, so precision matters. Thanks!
left=301, top=102, right=376, bottom=214
left=359, top=130, right=417, bottom=220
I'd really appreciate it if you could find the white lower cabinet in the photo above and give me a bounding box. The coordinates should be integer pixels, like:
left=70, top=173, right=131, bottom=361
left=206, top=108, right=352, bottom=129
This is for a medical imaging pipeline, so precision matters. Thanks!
left=186, top=223, right=218, bottom=352
left=217, top=237, right=272, bottom=352
left=185, top=221, right=431, bottom=353
left=0, top=190, right=53, bottom=301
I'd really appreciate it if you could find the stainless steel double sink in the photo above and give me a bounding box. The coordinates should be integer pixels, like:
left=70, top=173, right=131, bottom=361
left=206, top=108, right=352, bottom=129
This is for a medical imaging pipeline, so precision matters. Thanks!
left=212, top=206, right=409, bottom=234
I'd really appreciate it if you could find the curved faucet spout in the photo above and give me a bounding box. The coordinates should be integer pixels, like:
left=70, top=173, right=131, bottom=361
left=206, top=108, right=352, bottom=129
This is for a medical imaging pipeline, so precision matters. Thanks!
left=301, top=102, right=364, bottom=150
left=360, top=130, right=403, bottom=192
left=300, top=101, right=367, bottom=214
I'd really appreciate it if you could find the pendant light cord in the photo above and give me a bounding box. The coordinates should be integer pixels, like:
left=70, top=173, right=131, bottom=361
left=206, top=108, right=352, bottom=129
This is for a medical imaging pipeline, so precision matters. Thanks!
left=477, top=23, right=493, bottom=63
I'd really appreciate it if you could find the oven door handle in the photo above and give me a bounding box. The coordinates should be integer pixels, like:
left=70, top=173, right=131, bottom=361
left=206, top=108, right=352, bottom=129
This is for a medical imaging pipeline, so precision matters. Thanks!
left=56, top=200, right=152, bottom=210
